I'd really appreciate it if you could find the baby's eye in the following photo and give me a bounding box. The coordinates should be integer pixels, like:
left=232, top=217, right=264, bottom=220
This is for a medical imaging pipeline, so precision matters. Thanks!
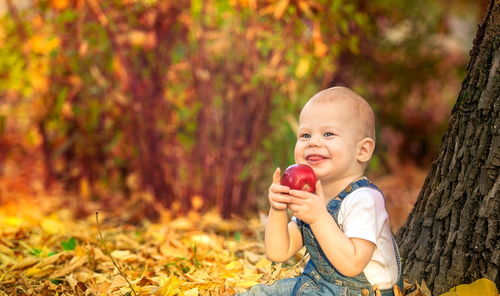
left=299, top=133, right=311, bottom=139
left=324, top=132, right=335, bottom=137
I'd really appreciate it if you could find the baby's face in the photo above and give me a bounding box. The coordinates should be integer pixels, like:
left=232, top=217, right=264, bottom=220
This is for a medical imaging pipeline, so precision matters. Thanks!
left=294, top=100, right=365, bottom=182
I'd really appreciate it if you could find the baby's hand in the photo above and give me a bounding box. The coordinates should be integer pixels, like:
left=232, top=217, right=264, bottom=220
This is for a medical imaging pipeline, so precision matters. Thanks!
left=268, top=167, right=291, bottom=211
left=288, top=181, right=328, bottom=224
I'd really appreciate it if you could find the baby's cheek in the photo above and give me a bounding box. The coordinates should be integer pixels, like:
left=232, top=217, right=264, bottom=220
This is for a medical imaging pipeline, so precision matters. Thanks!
left=293, top=147, right=300, bottom=161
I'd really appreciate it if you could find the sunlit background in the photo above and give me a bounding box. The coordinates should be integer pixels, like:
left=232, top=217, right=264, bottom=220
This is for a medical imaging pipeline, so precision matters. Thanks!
left=0, top=0, right=487, bottom=229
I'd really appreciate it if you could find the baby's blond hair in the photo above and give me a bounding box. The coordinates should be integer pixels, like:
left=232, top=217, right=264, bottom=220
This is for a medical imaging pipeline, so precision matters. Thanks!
left=306, top=86, right=376, bottom=141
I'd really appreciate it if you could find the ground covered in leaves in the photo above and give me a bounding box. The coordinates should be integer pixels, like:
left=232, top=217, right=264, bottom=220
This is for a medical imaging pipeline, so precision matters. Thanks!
left=2, top=171, right=493, bottom=296
left=0, top=193, right=309, bottom=295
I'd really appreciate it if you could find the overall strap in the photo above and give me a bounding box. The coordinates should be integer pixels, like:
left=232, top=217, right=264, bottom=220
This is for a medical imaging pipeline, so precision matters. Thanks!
left=337, top=178, right=372, bottom=200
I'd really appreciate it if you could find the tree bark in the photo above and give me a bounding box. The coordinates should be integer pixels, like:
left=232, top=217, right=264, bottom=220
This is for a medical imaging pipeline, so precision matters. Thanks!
left=397, top=1, right=499, bottom=294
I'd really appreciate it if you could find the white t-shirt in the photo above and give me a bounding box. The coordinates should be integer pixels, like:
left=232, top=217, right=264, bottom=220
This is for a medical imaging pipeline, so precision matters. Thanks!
left=337, top=187, right=398, bottom=289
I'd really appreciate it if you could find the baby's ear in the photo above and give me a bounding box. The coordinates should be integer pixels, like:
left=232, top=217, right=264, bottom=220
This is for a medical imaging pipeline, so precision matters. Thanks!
left=357, top=137, right=375, bottom=163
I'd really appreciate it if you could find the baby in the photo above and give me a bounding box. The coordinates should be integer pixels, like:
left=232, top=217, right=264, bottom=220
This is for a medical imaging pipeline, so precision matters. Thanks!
left=238, top=87, right=402, bottom=296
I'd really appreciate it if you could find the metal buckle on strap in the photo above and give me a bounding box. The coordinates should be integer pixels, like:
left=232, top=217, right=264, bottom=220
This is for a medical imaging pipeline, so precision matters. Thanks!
left=334, top=279, right=344, bottom=286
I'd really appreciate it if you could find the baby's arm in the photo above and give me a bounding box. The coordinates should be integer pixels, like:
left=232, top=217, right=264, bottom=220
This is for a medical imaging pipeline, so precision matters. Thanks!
left=310, top=215, right=375, bottom=276
left=289, top=182, right=375, bottom=276
left=265, top=212, right=303, bottom=262
left=264, top=168, right=304, bottom=262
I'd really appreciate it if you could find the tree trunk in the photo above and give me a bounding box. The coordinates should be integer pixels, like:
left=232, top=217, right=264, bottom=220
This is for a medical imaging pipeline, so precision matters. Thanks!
left=397, top=1, right=499, bottom=294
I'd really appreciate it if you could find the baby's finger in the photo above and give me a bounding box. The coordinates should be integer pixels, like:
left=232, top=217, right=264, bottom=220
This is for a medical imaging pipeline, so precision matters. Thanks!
left=272, top=167, right=281, bottom=184
left=270, top=183, right=290, bottom=194
left=289, top=189, right=313, bottom=199
left=288, top=203, right=300, bottom=213
left=270, top=192, right=292, bottom=204
left=288, top=196, right=306, bottom=207
left=271, top=201, right=288, bottom=210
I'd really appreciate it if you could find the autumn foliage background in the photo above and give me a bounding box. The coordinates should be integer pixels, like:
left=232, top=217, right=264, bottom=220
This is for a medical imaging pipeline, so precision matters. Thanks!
left=0, top=0, right=490, bottom=294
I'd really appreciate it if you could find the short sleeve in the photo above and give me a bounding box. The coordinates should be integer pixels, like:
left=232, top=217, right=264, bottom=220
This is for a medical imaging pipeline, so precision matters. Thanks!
left=338, top=188, right=397, bottom=289
left=339, top=189, right=380, bottom=244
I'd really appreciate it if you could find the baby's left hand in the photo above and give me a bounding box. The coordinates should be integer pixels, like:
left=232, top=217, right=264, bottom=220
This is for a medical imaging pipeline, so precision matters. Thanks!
left=288, top=181, right=329, bottom=224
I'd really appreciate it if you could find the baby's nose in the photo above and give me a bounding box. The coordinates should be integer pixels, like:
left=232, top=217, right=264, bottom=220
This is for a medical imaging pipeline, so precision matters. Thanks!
left=307, top=135, right=321, bottom=146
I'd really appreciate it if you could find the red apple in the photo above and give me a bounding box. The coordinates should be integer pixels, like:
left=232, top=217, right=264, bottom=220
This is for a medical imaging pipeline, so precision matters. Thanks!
left=280, top=164, right=317, bottom=193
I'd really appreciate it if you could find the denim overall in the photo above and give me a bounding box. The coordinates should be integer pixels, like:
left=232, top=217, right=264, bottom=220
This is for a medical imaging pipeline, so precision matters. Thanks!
left=237, top=179, right=403, bottom=296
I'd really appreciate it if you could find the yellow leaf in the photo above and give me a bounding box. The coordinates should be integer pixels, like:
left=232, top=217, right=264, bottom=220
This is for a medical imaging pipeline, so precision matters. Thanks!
left=160, top=244, right=189, bottom=258
left=295, top=58, right=310, bottom=78
left=273, top=0, right=289, bottom=19
left=128, top=30, right=147, bottom=46
left=169, top=217, right=193, bottom=230
left=439, top=278, right=498, bottom=296
left=29, top=35, right=60, bottom=55
left=190, top=234, right=213, bottom=247
left=236, top=280, right=260, bottom=289
left=297, top=0, right=314, bottom=17
left=12, top=257, right=39, bottom=270
left=128, top=30, right=156, bottom=49
left=230, top=0, right=257, bottom=9
left=24, top=266, right=54, bottom=278
left=65, top=274, right=78, bottom=290
left=33, top=15, right=44, bottom=27
left=4, top=216, right=22, bottom=227
left=183, top=287, right=199, bottom=296
left=314, top=39, right=328, bottom=57
left=241, top=273, right=263, bottom=282
left=191, top=269, right=211, bottom=281
left=191, top=195, right=204, bottom=210
left=24, top=266, right=41, bottom=276
left=50, top=0, right=70, bottom=10
left=112, top=56, right=126, bottom=79
left=106, top=275, right=128, bottom=294
left=41, top=215, right=66, bottom=235
left=50, top=255, right=87, bottom=278
left=255, top=257, right=272, bottom=270
left=74, top=246, right=87, bottom=257
left=37, top=252, right=66, bottom=268
left=221, top=272, right=239, bottom=279
left=158, top=276, right=182, bottom=296
left=312, top=23, right=328, bottom=57
left=226, top=261, right=242, bottom=271
left=0, top=244, right=15, bottom=258
left=110, top=250, right=138, bottom=262
left=29, top=72, right=49, bottom=92
left=259, top=3, right=276, bottom=16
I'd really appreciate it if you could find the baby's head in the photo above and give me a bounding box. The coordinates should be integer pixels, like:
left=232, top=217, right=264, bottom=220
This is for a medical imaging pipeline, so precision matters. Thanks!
left=306, top=86, right=375, bottom=142
left=294, top=86, right=376, bottom=180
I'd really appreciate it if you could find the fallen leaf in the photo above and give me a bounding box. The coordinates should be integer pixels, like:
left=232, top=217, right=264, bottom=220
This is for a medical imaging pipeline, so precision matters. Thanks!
left=12, top=257, right=39, bottom=270
left=184, top=287, right=199, bottom=295
left=110, top=250, right=138, bottom=262
left=439, top=278, right=498, bottom=296
left=106, top=275, right=128, bottom=294
left=157, top=275, right=182, bottom=296
left=50, top=255, right=87, bottom=278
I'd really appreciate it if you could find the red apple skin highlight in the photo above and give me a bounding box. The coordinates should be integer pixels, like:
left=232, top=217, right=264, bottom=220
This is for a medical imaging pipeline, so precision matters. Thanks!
left=280, top=164, right=317, bottom=193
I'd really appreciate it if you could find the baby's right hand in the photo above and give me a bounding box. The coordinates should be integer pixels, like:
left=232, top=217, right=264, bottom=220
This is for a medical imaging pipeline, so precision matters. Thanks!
left=268, top=167, right=291, bottom=211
